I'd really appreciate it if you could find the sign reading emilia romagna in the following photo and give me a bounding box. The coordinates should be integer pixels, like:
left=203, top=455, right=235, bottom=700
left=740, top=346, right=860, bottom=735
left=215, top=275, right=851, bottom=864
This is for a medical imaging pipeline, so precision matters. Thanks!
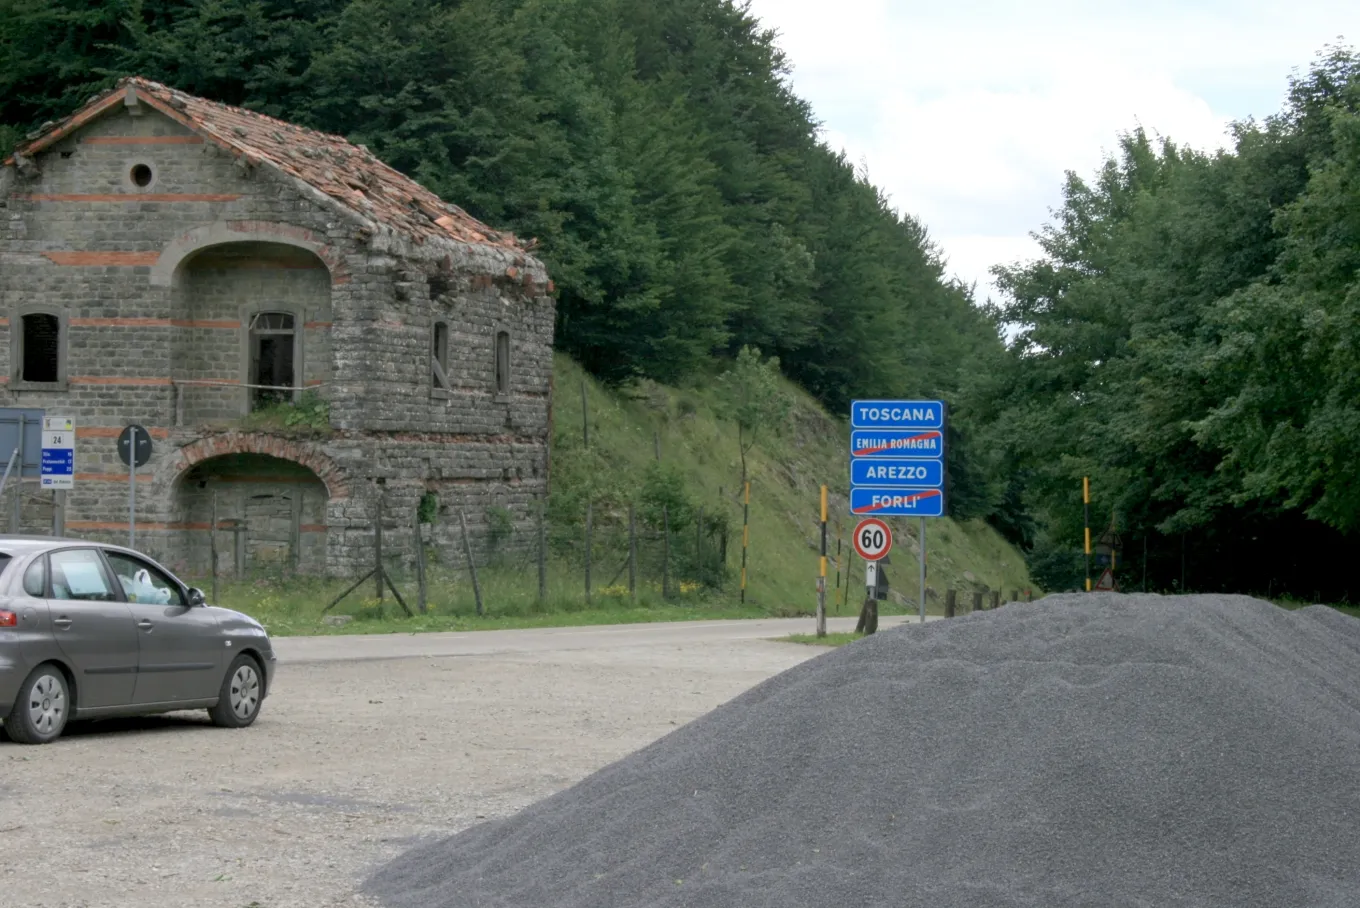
left=849, top=400, right=946, bottom=517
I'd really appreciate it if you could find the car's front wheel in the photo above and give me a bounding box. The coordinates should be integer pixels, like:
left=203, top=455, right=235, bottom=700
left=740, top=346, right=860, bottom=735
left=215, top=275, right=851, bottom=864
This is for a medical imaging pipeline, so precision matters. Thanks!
left=208, top=654, right=263, bottom=729
left=5, top=664, right=70, bottom=744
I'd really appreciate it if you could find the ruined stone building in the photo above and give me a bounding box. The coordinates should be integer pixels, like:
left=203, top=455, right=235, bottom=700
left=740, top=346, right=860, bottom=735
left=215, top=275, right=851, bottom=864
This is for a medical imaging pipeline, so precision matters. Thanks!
left=0, top=77, right=555, bottom=576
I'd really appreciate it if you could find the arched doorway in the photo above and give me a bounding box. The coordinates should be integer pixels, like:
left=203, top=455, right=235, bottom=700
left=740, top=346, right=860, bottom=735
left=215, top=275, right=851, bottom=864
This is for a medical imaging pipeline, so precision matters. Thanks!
left=175, top=453, right=329, bottom=576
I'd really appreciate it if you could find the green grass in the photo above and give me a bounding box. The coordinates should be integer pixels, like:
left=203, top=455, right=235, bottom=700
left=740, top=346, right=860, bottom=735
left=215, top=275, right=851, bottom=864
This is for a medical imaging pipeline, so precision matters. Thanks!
left=780, top=632, right=864, bottom=647
left=199, top=352, right=1039, bottom=635
left=548, top=354, right=1036, bottom=615
left=194, top=563, right=768, bottom=636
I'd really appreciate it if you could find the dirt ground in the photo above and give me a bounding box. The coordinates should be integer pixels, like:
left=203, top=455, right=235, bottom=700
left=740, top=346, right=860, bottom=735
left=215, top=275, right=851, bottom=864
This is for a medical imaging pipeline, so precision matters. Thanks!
left=0, top=634, right=821, bottom=908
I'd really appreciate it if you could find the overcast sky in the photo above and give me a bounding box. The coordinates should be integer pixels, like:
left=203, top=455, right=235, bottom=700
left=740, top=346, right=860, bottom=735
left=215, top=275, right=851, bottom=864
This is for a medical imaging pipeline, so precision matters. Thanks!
left=743, top=0, right=1358, bottom=302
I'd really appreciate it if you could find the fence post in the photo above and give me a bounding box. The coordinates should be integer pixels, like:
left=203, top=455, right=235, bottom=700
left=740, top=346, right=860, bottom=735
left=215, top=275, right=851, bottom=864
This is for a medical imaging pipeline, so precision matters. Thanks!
left=210, top=490, right=219, bottom=605
left=991, top=590, right=1000, bottom=610
left=627, top=504, right=637, bottom=603
left=1011, top=589, right=1018, bottom=603
left=414, top=506, right=428, bottom=615
left=289, top=489, right=303, bottom=574
left=816, top=485, right=827, bottom=638
left=585, top=501, right=593, bottom=605
left=972, top=591, right=984, bottom=613
left=537, top=496, right=547, bottom=603
left=581, top=379, right=589, bottom=449
left=374, top=496, right=385, bottom=602
left=834, top=518, right=842, bottom=613
left=12, top=412, right=25, bottom=534
left=945, top=588, right=956, bottom=618
left=661, top=506, right=670, bottom=599
left=696, top=505, right=703, bottom=588
left=458, top=508, right=483, bottom=616
left=740, top=481, right=750, bottom=603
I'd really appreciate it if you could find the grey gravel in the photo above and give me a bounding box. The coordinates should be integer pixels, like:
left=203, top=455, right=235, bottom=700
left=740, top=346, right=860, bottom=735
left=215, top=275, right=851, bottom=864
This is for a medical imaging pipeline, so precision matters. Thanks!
left=364, top=593, right=1360, bottom=908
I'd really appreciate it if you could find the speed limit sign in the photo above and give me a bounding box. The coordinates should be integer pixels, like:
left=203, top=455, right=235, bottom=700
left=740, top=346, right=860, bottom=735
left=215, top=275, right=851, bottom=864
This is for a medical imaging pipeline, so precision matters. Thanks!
left=853, top=517, right=892, bottom=561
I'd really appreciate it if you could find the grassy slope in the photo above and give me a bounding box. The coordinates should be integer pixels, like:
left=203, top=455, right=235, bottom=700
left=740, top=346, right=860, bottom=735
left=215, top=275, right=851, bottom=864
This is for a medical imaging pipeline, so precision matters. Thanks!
left=551, top=353, right=1035, bottom=615
left=209, top=353, right=1036, bottom=635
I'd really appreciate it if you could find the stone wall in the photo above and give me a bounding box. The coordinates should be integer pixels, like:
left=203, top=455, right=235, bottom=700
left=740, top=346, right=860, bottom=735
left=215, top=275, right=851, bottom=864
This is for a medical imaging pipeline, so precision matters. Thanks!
left=0, top=100, right=555, bottom=576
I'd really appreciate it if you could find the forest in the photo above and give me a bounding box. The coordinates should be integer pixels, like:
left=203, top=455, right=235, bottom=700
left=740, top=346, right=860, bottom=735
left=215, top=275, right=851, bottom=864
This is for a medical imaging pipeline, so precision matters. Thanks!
left=3, top=1, right=1359, bottom=599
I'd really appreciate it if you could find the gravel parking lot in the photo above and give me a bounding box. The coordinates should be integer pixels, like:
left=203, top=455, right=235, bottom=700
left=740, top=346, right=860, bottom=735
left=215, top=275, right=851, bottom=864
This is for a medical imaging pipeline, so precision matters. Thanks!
left=0, top=620, right=867, bottom=908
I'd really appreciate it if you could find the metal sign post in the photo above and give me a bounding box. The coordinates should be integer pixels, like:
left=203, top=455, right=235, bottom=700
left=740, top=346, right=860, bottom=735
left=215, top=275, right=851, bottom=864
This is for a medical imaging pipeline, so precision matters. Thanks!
left=919, top=518, right=927, bottom=624
left=129, top=428, right=136, bottom=548
left=850, top=400, right=948, bottom=623
left=118, top=425, right=153, bottom=549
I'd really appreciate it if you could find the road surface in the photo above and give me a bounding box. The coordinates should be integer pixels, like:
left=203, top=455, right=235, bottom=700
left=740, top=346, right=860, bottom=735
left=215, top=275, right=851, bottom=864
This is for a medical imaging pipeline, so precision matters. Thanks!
left=2, top=614, right=924, bottom=908
left=274, top=614, right=920, bottom=664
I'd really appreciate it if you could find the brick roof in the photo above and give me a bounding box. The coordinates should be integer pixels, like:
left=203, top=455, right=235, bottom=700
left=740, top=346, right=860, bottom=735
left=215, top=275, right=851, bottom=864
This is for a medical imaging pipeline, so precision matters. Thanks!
left=7, top=77, right=524, bottom=252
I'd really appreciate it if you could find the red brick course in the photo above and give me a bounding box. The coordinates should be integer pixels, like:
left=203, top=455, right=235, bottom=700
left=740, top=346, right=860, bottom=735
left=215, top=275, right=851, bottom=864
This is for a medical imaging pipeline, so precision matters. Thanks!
left=175, top=433, right=350, bottom=500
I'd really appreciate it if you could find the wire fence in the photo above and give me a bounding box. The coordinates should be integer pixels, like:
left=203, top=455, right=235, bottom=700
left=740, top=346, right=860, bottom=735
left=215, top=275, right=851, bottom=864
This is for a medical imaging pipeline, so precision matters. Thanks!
left=191, top=492, right=739, bottom=620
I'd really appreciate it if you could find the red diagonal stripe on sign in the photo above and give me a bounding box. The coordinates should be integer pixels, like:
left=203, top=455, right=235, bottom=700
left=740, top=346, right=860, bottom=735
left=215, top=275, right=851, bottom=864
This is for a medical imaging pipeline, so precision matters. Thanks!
left=852, top=489, right=943, bottom=514
left=854, top=431, right=942, bottom=457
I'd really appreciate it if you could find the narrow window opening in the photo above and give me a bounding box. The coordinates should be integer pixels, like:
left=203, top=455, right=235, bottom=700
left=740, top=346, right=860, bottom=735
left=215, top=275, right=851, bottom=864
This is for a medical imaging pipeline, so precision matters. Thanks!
left=432, top=321, right=450, bottom=393
left=248, top=312, right=296, bottom=409
left=495, top=330, right=511, bottom=394
left=21, top=313, right=61, bottom=383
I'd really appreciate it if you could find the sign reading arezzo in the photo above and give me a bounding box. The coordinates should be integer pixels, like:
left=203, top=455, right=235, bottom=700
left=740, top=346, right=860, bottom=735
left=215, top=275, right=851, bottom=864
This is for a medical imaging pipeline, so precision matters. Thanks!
left=849, top=400, right=946, bottom=517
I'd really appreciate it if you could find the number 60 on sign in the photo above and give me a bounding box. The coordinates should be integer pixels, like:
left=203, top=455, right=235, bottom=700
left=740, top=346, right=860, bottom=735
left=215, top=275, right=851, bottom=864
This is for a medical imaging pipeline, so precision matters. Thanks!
left=853, top=517, right=892, bottom=562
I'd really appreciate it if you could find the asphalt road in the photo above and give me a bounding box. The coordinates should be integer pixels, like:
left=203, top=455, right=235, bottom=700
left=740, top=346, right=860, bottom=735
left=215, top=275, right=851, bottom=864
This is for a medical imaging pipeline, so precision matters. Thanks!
left=274, top=614, right=920, bottom=664
left=2, top=614, right=920, bottom=908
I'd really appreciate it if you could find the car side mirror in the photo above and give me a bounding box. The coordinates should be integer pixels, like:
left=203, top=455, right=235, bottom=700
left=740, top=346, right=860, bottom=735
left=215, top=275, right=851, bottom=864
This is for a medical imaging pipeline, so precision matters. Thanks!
left=187, top=587, right=206, bottom=606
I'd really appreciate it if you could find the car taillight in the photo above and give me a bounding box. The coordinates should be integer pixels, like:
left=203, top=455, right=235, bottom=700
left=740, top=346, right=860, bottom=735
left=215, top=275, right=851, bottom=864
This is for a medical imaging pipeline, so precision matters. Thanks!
left=0, top=610, right=16, bottom=627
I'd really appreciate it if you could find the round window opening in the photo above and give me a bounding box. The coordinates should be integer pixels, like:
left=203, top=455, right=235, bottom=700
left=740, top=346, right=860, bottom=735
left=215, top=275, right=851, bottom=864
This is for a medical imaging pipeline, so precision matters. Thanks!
left=130, top=163, right=154, bottom=188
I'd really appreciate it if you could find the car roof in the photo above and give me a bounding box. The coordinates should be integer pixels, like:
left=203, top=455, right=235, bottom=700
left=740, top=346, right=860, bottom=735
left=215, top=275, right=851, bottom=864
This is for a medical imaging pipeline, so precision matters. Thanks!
left=0, top=536, right=145, bottom=557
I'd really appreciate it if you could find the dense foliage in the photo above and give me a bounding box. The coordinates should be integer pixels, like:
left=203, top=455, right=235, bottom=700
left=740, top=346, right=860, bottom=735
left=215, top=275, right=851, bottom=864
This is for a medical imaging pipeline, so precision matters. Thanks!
left=979, top=46, right=1360, bottom=598
left=0, top=0, right=996, bottom=407
left=9, top=4, right=1358, bottom=598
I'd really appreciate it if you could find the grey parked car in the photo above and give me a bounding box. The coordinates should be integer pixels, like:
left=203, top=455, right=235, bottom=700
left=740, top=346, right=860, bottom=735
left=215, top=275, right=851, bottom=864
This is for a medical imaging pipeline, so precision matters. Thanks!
left=0, top=536, right=275, bottom=744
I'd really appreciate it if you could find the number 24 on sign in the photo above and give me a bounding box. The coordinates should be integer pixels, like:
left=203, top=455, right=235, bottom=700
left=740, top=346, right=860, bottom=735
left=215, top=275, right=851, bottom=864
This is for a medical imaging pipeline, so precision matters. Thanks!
left=853, top=518, right=892, bottom=562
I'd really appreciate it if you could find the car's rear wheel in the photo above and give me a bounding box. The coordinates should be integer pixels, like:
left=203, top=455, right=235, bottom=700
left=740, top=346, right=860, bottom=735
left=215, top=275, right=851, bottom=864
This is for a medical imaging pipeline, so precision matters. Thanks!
left=5, top=664, right=70, bottom=745
left=208, top=654, right=263, bottom=728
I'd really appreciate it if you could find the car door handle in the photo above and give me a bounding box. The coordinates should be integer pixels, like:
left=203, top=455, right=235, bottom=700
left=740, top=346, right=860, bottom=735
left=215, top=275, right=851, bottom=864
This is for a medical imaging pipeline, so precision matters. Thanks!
left=53, top=617, right=72, bottom=629
left=137, top=619, right=154, bottom=631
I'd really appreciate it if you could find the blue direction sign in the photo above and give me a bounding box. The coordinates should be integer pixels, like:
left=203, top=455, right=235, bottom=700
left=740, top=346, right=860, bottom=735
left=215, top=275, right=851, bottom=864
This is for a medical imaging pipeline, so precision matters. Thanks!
left=850, top=487, right=945, bottom=518
left=851, top=429, right=944, bottom=459
left=852, top=457, right=943, bottom=488
left=850, top=399, right=948, bottom=518
left=851, top=400, right=945, bottom=430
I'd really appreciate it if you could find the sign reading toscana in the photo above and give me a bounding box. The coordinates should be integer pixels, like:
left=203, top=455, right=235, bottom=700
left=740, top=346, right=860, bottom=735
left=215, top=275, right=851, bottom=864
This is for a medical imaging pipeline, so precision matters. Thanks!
left=849, top=399, right=946, bottom=517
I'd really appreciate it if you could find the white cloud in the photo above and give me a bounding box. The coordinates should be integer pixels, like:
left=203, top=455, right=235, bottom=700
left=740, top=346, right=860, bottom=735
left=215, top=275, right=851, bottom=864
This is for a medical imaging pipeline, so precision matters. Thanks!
left=745, top=0, right=1360, bottom=298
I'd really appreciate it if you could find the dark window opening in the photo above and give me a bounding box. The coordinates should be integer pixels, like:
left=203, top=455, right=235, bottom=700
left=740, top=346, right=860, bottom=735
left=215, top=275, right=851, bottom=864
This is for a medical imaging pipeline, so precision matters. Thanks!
left=248, top=312, right=296, bottom=409
left=21, top=313, right=60, bottom=383
left=130, top=163, right=153, bottom=188
left=432, top=321, right=450, bottom=392
left=495, top=330, right=510, bottom=394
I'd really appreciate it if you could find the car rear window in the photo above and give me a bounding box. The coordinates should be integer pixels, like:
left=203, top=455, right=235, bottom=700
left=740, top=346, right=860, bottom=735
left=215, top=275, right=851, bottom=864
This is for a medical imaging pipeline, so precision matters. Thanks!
left=0, top=553, right=11, bottom=577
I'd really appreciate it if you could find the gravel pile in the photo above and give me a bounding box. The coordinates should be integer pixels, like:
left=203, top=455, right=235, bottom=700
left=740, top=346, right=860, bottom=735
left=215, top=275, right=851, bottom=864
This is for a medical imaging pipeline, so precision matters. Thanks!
left=364, top=594, right=1360, bottom=908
